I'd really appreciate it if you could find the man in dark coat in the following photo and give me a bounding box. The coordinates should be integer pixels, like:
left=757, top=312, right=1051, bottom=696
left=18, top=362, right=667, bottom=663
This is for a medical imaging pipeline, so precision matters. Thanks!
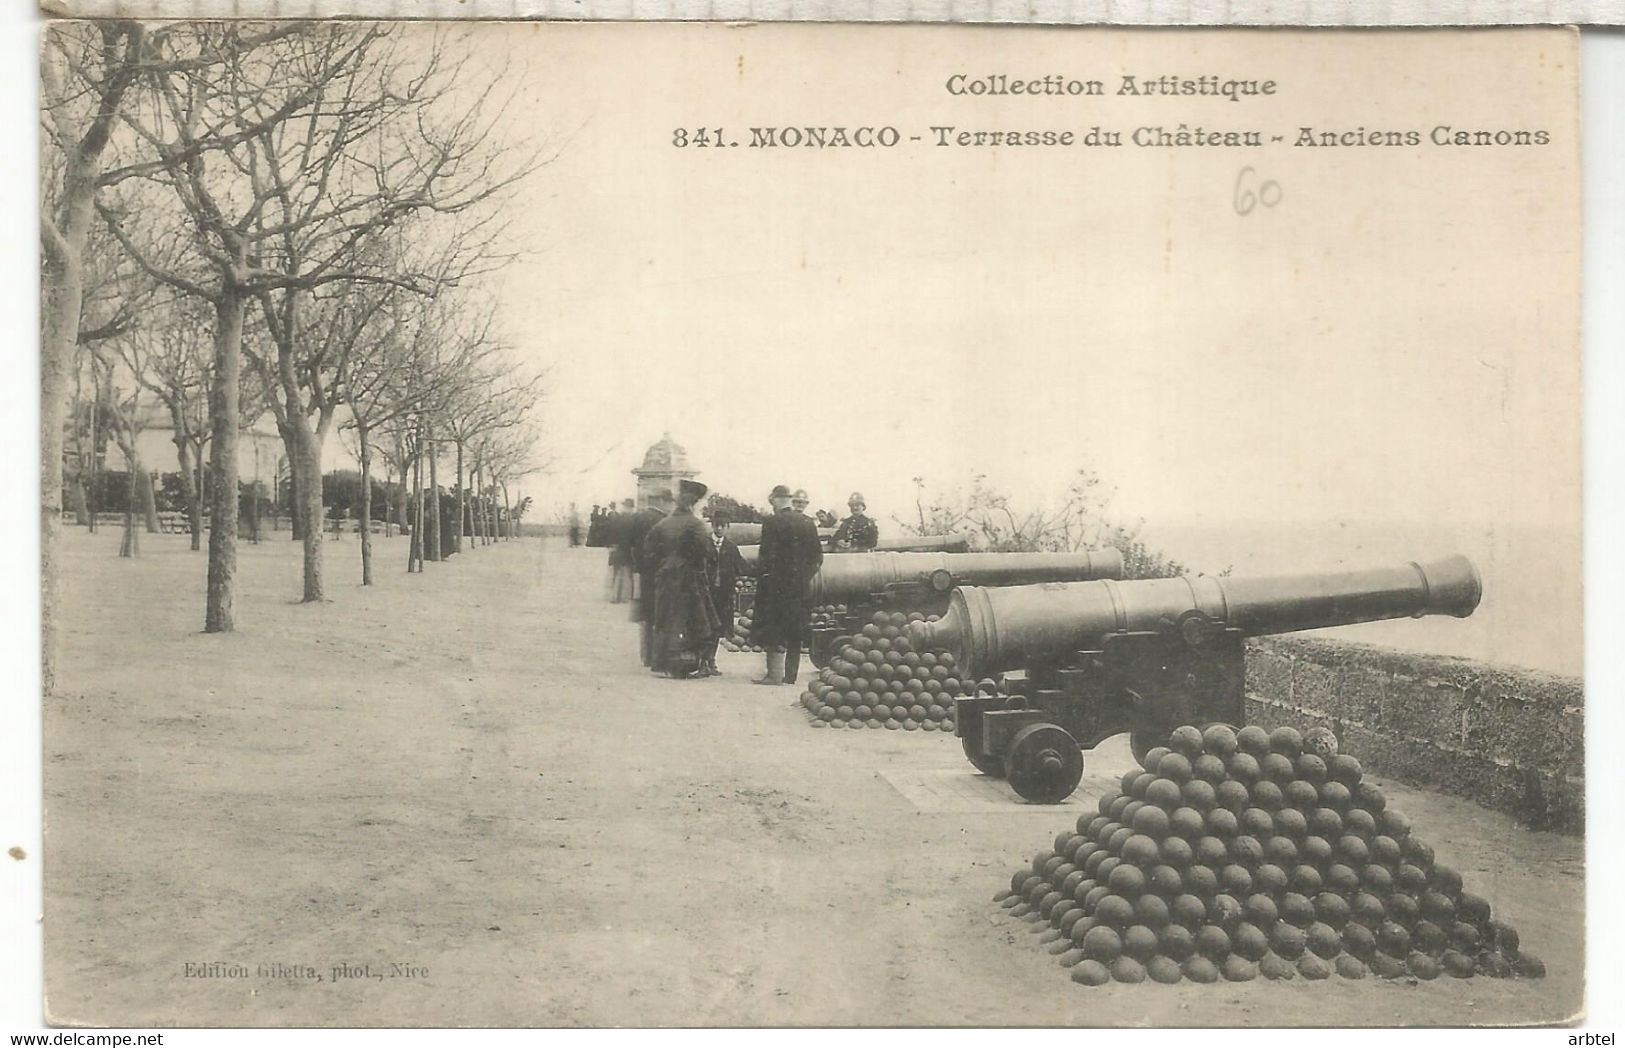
left=830, top=491, right=879, bottom=552
left=699, top=514, right=746, bottom=676
left=752, top=484, right=824, bottom=686
left=624, top=499, right=667, bottom=666
left=641, top=479, right=722, bottom=678
left=606, top=498, right=636, bottom=603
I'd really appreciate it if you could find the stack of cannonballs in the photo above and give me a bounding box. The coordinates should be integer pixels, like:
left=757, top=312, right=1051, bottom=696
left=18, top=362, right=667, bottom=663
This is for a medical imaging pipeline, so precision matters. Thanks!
left=797, top=610, right=977, bottom=731
left=997, top=723, right=1544, bottom=986
left=810, top=603, right=852, bottom=630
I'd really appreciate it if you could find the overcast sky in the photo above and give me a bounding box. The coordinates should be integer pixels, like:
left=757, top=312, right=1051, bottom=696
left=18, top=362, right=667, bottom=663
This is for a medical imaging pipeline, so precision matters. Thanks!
left=455, top=24, right=1580, bottom=670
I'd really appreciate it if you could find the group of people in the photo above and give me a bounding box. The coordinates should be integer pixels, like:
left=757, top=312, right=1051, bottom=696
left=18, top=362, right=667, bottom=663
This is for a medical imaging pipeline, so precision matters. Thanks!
left=595, top=484, right=880, bottom=683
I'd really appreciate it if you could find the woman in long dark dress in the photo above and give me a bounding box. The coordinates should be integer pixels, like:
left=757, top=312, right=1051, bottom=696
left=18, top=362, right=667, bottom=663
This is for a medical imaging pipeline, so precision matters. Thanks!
left=642, top=480, right=722, bottom=678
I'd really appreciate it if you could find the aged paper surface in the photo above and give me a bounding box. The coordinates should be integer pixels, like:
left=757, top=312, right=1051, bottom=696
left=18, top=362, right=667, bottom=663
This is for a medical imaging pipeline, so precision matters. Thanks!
left=37, top=23, right=1581, bottom=1029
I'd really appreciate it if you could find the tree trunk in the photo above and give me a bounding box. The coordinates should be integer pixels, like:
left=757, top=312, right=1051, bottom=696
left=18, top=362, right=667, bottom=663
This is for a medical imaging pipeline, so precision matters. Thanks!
left=204, top=290, right=245, bottom=633
left=290, top=418, right=325, bottom=601
left=502, top=483, right=513, bottom=540
left=119, top=467, right=139, bottom=557
left=170, top=419, right=201, bottom=551
left=138, top=468, right=159, bottom=533
left=357, top=417, right=374, bottom=586
left=279, top=419, right=304, bottom=541
left=453, top=440, right=465, bottom=555
left=408, top=440, right=423, bottom=572
left=69, top=470, right=89, bottom=525
left=192, top=437, right=206, bottom=551
left=425, top=436, right=440, bottom=563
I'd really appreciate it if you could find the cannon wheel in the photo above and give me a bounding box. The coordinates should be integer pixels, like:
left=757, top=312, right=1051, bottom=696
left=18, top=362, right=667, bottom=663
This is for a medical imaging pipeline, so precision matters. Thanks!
left=962, top=735, right=1006, bottom=778
left=1005, top=723, right=1084, bottom=804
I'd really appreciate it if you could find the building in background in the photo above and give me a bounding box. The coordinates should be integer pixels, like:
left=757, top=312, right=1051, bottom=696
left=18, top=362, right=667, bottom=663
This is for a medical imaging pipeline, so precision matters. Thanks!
left=632, top=433, right=699, bottom=514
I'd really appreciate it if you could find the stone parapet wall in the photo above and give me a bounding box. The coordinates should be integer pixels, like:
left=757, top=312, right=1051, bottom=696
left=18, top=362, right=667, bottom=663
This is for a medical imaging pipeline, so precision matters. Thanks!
left=1245, top=637, right=1584, bottom=834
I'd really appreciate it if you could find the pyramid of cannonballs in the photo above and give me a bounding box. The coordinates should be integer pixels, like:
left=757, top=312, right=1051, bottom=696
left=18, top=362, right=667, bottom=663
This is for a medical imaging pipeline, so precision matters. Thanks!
left=997, top=724, right=1545, bottom=986
left=724, top=600, right=853, bottom=654
left=797, top=610, right=973, bottom=731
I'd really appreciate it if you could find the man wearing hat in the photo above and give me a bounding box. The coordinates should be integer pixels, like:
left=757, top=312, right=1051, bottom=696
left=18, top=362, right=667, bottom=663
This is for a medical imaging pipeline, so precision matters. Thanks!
left=641, top=479, right=722, bottom=678
left=753, top=484, right=824, bottom=686
left=700, top=511, right=746, bottom=676
left=830, top=492, right=879, bottom=552
left=606, top=497, right=636, bottom=603
left=625, top=497, right=668, bottom=667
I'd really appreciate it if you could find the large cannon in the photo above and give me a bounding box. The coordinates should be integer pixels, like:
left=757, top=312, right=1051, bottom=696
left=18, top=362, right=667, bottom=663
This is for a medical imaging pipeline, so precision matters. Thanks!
left=910, top=555, right=1482, bottom=803
left=725, top=522, right=835, bottom=546
left=807, top=549, right=1123, bottom=606
left=736, top=533, right=969, bottom=571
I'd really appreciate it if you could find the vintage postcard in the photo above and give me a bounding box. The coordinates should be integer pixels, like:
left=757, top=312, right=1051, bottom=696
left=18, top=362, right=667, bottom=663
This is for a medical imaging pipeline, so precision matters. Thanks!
left=36, top=21, right=1582, bottom=1028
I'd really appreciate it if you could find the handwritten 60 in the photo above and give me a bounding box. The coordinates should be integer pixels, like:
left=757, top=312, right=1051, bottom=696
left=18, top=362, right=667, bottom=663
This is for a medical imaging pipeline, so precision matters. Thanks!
left=1233, top=167, right=1283, bottom=216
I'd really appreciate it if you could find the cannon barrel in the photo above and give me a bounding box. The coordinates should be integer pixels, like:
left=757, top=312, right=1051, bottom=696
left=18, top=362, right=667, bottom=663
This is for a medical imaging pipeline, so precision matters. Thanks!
left=912, top=555, right=1482, bottom=679
left=737, top=533, right=971, bottom=570
left=724, top=522, right=835, bottom=546
left=805, top=549, right=1124, bottom=605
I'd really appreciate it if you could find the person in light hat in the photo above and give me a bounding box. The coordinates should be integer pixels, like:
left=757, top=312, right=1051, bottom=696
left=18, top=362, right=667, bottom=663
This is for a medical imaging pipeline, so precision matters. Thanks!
left=791, top=489, right=810, bottom=515
left=752, top=484, right=823, bottom=686
left=641, top=478, right=722, bottom=678
left=830, top=491, right=879, bottom=552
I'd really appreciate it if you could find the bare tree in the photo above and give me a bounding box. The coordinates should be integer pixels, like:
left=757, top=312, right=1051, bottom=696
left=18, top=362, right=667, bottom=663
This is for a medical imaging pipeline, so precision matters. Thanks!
left=97, top=22, right=536, bottom=627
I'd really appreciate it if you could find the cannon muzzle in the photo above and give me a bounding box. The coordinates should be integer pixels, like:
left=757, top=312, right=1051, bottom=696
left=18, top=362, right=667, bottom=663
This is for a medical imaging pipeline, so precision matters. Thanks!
left=912, top=554, right=1481, bottom=679
left=807, top=549, right=1123, bottom=605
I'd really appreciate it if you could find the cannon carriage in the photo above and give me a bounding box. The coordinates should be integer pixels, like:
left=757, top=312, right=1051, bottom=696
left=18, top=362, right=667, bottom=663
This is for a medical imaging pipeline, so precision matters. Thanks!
left=908, top=555, right=1483, bottom=804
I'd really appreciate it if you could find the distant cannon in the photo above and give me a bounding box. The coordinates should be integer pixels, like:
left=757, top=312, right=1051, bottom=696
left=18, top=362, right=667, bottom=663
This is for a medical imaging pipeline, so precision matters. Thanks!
left=724, top=522, right=835, bottom=546
left=909, top=555, right=1482, bottom=803
left=806, top=549, right=1123, bottom=606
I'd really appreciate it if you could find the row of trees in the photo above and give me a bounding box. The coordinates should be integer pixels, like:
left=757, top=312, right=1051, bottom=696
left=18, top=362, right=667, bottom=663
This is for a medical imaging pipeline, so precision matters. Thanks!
left=41, top=22, right=546, bottom=691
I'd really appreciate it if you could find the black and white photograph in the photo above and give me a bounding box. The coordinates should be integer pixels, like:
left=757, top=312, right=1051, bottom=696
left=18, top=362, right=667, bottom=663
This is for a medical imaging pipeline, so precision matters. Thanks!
left=15, top=13, right=1611, bottom=1033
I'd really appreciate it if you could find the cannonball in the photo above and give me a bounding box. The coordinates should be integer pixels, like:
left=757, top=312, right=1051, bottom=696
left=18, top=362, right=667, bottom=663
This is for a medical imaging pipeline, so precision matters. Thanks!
left=1368, top=952, right=1408, bottom=979
left=1283, top=780, right=1321, bottom=810
left=1274, top=808, right=1309, bottom=840
left=1264, top=837, right=1299, bottom=866
left=1146, top=955, right=1184, bottom=984
left=1081, top=924, right=1124, bottom=963
left=1338, top=835, right=1371, bottom=865
left=871, top=705, right=892, bottom=721
left=1331, top=955, right=1368, bottom=980
left=849, top=719, right=868, bottom=730
left=1043, top=855, right=1068, bottom=878
left=1348, top=892, right=1386, bottom=930
left=1210, top=894, right=1244, bottom=930
left=1168, top=724, right=1206, bottom=757
left=1260, top=754, right=1296, bottom=785
left=1239, top=809, right=1274, bottom=839
left=1170, top=894, right=1207, bottom=929
left=1297, top=953, right=1332, bottom=980
left=1214, top=781, right=1251, bottom=814
left=1422, top=891, right=1457, bottom=923
left=1259, top=951, right=1298, bottom=980
left=1222, top=955, right=1259, bottom=982
left=1309, top=808, right=1344, bottom=839
left=1122, top=924, right=1160, bottom=961
left=1159, top=923, right=1197, bottom=961
left=1361, top=865, right=1394, bottom=894
left=1183, top=865, right=1219, bottom=899
left=1182, top=954, right=1220, bottom=983
left=1404, top=948, right=1443, bottom=981
left=1253, top=864, right=1290, bottom=896
left=1181, top=780, right=1218, bottom=812
left=1134, top=893, right=1171, bottom=928
left=1106, top=864, right=1146, bottom=898
left=1403, top=838, right=1436, bottom=871
left=1132, top=806, right=1171, bottom=838
left=1385, top=892, right=1421, bottom=927
left=1039, top=891, right=1067, bottom=919
left=1194, top=835, right=1229, bottom=867
left=1228, top=836, right=1264, bottom=868
left=1369, top=834, right=1403, bottom=866
left=1129, top=772, right=1157, bottom=799
left=1158, top=837, right=1194, bottom=869
left=1156, top=752, right=1193, bottom=785
left=1478, top=950, right=1515, bottom=978
left=1514, top=953, right=1546, bottom=978
left=1144, top=778, right=1183, bottom=811
left=1147, top=865, right=1183, bottom=896
left=1352, top=781, right=1387, bottom=813
left=1110, top=956, right=1148, bottom=983
left=1395, top=864, right=1430, bottom=893
left=1094, top=895, right=1136, bottom=928
left=1249, top=780, right=1285, bottom=812
left=1343, top=808, right=1378, bottom=839
left=1328, top=754, right=1364, bottom=786
left=1313, top=893, right=1351, bottom=929
left=1289, top=865, right=1324, bottom=895
left=1377, top=920, right=1412, bottom=958
left=1294, top=753, right=1329, bottom=785
left=1083, top=886, right=1112, bottom=914
left=1121, top=835, right=1160, bottom=867
left=1319, top=781, right=1353, bottom=811
left=1164, top=806, right=1202, bottom=839
left=1488, top=919, right=1520, bottom=957
left=1451, top=922, right=1482, bottom=952
left=1325, top=863, right=1361, bottom=895
left=1279, top=893, right=1316, bottom=929
left=1236, top=725, right=1271, bottom=756
left=853, top=705, right=873, bottom=721
left=1205, top=808, right=1240, bottom=839
left=1192, top=755, right=1229, bottom=785
left=1073, top=879, right=1100, bottom=906
left=1301, top=835, right=1335, bottom=865
left=1219, top=865, right=1253, bottom=896
left=1095, top=858, right=1121, bottom=883
left=1244, top=894, right=1279, bottom=927
left=1272, top=922, right=1309, bottom=959
left=1195, top=925, right=1232, bottom=961
left=1441, top=950, right=1476, bottom=978
left=1071, top=959, right=1111, bottom=986
left=1458, top=892, right=1492, bottom=926
left=1307, top=921, right=1342, bottom=959
left=1269, top=726, right=1304, bottom=759
left=1303, top=726, right=1339, bottom=759
left=1226, top=753, right=1261, bottom=785
left=1140, top=746, right=1171, bottom=773
left=1378, top=809, right=1412, bottom=839
left=1060, top=907, right=1089, bottom=935
left=834, top=705, right=855, bottom=721
left=1341, top=922, right=1377, bottom=959
left=1411, top=919, right=1448, bottom=954
left=1201, top=723, right=1240, bottom=758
